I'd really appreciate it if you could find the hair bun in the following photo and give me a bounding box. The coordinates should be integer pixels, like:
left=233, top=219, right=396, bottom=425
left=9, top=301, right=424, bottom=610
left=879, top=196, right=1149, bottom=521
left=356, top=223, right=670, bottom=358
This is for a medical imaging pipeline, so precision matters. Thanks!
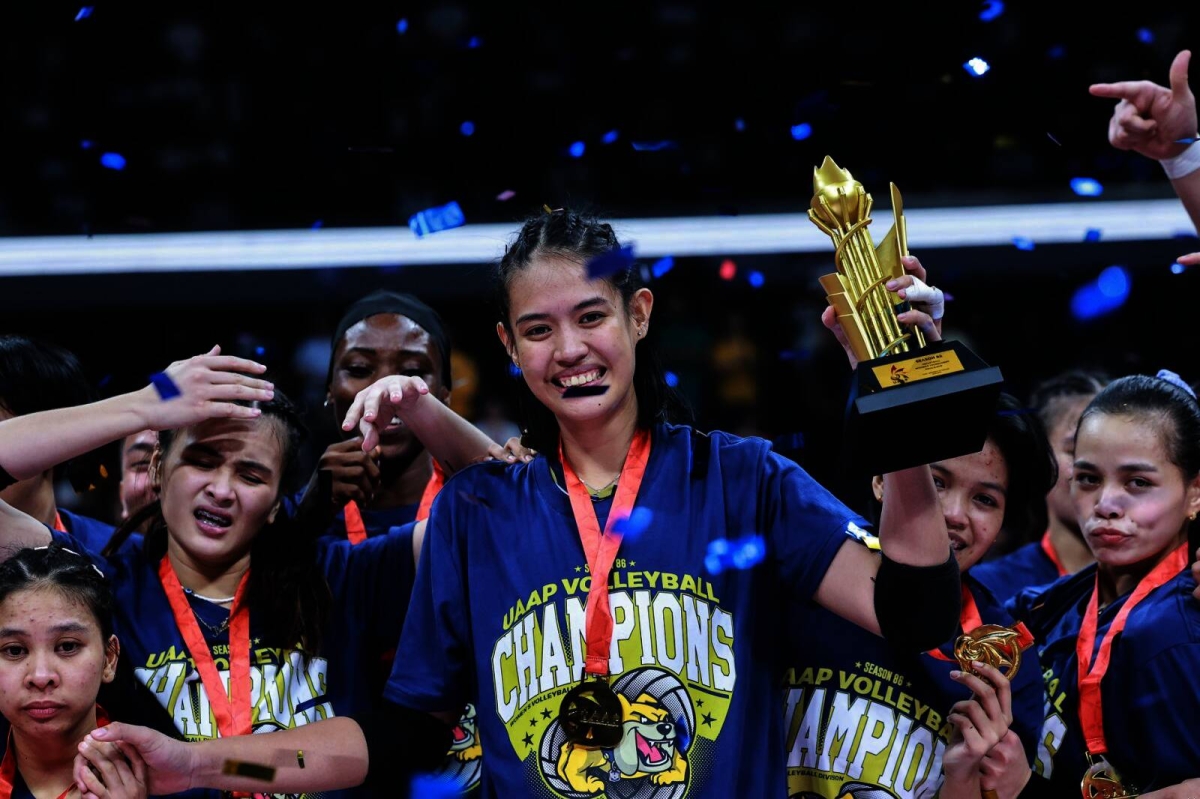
left=1157, top=369, right=1197, bottom=399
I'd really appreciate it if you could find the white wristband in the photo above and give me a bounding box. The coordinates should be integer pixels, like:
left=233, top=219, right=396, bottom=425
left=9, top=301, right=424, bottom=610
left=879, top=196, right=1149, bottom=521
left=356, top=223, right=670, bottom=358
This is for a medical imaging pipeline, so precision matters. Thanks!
left=1161, top=139, right=1200, bottom=180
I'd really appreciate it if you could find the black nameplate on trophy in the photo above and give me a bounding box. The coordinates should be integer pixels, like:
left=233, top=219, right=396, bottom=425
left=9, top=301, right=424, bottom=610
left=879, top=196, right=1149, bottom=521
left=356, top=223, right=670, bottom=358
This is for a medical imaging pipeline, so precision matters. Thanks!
left=840, top=340, right=1003, bottom=477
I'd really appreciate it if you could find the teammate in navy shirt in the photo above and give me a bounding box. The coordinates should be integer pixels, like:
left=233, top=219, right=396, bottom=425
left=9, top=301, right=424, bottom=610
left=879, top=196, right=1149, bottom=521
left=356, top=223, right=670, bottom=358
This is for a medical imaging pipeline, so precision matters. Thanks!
left=971, top=371, right=1106, bottom=603
left=299, top=290, right=519, bottom=548
left=784, top=394, right=1056, bottom=798
left=998, top=374, right=1200, bottom=795
left=347, top=210, right=962, bottom=798
left=0, top=349, right=382, bottom=798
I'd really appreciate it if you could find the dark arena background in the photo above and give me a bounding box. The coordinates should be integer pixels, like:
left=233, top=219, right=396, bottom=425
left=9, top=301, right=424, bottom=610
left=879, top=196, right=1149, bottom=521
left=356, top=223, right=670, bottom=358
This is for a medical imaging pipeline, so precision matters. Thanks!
left=2, top=4, right=1198, bottom=537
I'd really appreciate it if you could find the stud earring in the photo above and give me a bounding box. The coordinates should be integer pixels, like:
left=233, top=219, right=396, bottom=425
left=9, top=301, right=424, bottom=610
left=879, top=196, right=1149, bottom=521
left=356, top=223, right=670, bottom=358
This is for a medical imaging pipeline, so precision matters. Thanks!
left=1191, top=512, right=1198, bottom=522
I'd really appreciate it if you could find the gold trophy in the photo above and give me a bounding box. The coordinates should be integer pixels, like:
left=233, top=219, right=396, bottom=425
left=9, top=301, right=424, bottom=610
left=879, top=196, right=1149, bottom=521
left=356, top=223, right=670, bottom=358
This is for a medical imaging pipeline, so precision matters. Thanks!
left=809, top=156, right=1003, bottom=474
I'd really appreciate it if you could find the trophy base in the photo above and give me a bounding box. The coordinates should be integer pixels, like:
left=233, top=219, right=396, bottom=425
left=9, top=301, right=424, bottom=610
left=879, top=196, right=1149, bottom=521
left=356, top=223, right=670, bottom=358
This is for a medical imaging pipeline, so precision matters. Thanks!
left=842, top=340, right=1003, bottom=476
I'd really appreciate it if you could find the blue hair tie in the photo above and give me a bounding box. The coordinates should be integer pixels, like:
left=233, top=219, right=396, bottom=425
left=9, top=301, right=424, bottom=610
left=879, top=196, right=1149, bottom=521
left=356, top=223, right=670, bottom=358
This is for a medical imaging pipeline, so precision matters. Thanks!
left=1156, top=369, right=1197, bottom=399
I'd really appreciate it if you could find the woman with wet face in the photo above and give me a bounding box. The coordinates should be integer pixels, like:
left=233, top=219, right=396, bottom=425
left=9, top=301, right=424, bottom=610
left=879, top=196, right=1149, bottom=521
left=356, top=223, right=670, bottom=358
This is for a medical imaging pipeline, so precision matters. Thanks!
left=345, top=209, right=963, bottom=798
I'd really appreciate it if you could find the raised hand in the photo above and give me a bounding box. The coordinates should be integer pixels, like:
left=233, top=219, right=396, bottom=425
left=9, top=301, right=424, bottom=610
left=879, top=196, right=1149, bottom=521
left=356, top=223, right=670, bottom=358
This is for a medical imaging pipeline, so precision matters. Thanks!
left=133, top=346, right=274, bottom=431
left=1090, top=50, right=1197, bottom=161
left=821, top=254, right=943, bottom=369
left=340, top=375, right=432, bottom=452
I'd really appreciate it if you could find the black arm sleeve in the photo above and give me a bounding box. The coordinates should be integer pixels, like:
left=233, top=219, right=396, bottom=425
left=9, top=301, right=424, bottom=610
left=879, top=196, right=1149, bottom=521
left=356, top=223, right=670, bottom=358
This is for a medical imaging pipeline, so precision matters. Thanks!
left=357, top=700, right=454, bottom=797
left=874, top=549, right=962, bottom=652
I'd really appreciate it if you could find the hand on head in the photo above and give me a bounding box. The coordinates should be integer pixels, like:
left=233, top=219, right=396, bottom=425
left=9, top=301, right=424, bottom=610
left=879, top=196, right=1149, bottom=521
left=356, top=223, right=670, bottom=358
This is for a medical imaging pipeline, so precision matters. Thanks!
left=138, top=346, right=274, bottom=432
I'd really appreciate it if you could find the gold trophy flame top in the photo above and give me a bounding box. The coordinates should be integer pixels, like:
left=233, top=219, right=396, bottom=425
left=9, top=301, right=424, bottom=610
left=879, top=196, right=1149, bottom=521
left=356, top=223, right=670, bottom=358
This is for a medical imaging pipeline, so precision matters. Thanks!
left=809, top=156, right=925, bottom=363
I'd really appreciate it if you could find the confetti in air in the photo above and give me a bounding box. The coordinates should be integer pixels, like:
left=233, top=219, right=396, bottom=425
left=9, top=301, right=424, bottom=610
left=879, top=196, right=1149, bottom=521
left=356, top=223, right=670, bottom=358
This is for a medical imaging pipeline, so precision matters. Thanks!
left=978, top=0, right=1004, bottom=21
left=100, top=152, right=126, bottom=171
left=585, top=245, right=636, bottom=279
left=409, top=201, right=465, bottom=237
left=705, top=535, right=767, bottom=574
left=1070, top=177, right=1103, bottom=197
left=963, top=57, right=991, bottom=77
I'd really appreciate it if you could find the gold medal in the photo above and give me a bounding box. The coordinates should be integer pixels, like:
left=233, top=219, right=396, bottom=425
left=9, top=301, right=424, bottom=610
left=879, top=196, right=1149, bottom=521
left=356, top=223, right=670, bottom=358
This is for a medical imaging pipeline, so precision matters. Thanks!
left=1081, top=753, right=1139, bottom=798
left=953, top=623, right=1025, bottom=679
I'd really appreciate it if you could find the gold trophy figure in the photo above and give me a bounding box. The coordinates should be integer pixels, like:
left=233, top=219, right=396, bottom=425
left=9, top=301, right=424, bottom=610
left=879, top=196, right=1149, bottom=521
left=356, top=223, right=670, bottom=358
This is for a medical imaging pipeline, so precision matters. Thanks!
left=810, top=156, right=925, bottom=363
left=808, top=157, right=1004, bottom=475
left=953, top=625, right=1027, bottom=680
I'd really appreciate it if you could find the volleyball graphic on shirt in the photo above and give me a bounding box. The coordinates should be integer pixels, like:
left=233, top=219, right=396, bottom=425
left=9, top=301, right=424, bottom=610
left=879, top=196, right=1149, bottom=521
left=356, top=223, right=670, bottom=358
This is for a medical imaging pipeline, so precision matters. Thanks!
left=538, top=667, right=694, bottom=799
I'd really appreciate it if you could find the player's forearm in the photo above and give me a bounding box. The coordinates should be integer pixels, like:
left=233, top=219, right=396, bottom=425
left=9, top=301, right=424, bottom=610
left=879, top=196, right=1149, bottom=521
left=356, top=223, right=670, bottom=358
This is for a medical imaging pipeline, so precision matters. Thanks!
left=190, top=717, right=368, bottom=793
left=878, top=465, right=949, bottom=565
left=397, top=397, right=497, bottom=474
left=0, top=390, right=151, bottom=479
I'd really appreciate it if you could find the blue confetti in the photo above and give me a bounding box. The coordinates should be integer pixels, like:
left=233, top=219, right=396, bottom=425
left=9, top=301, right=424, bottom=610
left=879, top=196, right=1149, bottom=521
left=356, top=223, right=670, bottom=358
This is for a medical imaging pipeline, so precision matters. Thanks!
left=100, top=152, right=126, bottom=171
left=1172, top=263, right=1186, bottom=275
left=149, top=372, right=181, bottom=400
left=1097, top=265, right=1129, bottom=298
left=395, top=18, right=408, bottom=34
left=1175, top=138, right=1199, bottom=145
left=460, top=121, right=475, bottom=137
left=507, top=362, right=522, bottom=378
left=97, top=374, right=112, bottom=389
left=1083, top=228, right=1102, bottom=242
left=80, top=139, right=94, bottom=150
left=1136, top=28, right=1154, bottom=44
left=748, top=270, right=765, bottom=288
left=409, top=773, right=460, bottom=799
left=631, top=141, right=677, bottom=152
left=1072, top=267, right=1130, bottom=321
left=467, top=36, right=481, bottom=49
left=614, top=507, right=654, bottom=541
left=664, top=371, right=679, bottom=387
left=585, top=245, right=636, bottom=279
left=978, top=0, right=1004, bottom=21
left=651, top=256, right=675, bottom=278
left=1013, top=236, right=1035, bottom=251
left=601, top=130, right=620, bottom=145
left=75, top=7, right=93, bottom=21
left=964, top=57, right=991, bottom=77
left=311, top=219, right=324, bottom=230
left=790, top=123, right=812, bottom=141
left=409, top=201, right=465, bottom=237
left=569, top=141, right=586, bottom=158
left=1070, top=177, right=1103, bottom=197
left=1047, top=44, right=1066, bottom=59
left=734, top=118, right=745, bottom=132
left=704, top=535, right=767, bottom=574
left=254, top=345, right=266, bottom=357
left=731, top=536, right=766, bottom=569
